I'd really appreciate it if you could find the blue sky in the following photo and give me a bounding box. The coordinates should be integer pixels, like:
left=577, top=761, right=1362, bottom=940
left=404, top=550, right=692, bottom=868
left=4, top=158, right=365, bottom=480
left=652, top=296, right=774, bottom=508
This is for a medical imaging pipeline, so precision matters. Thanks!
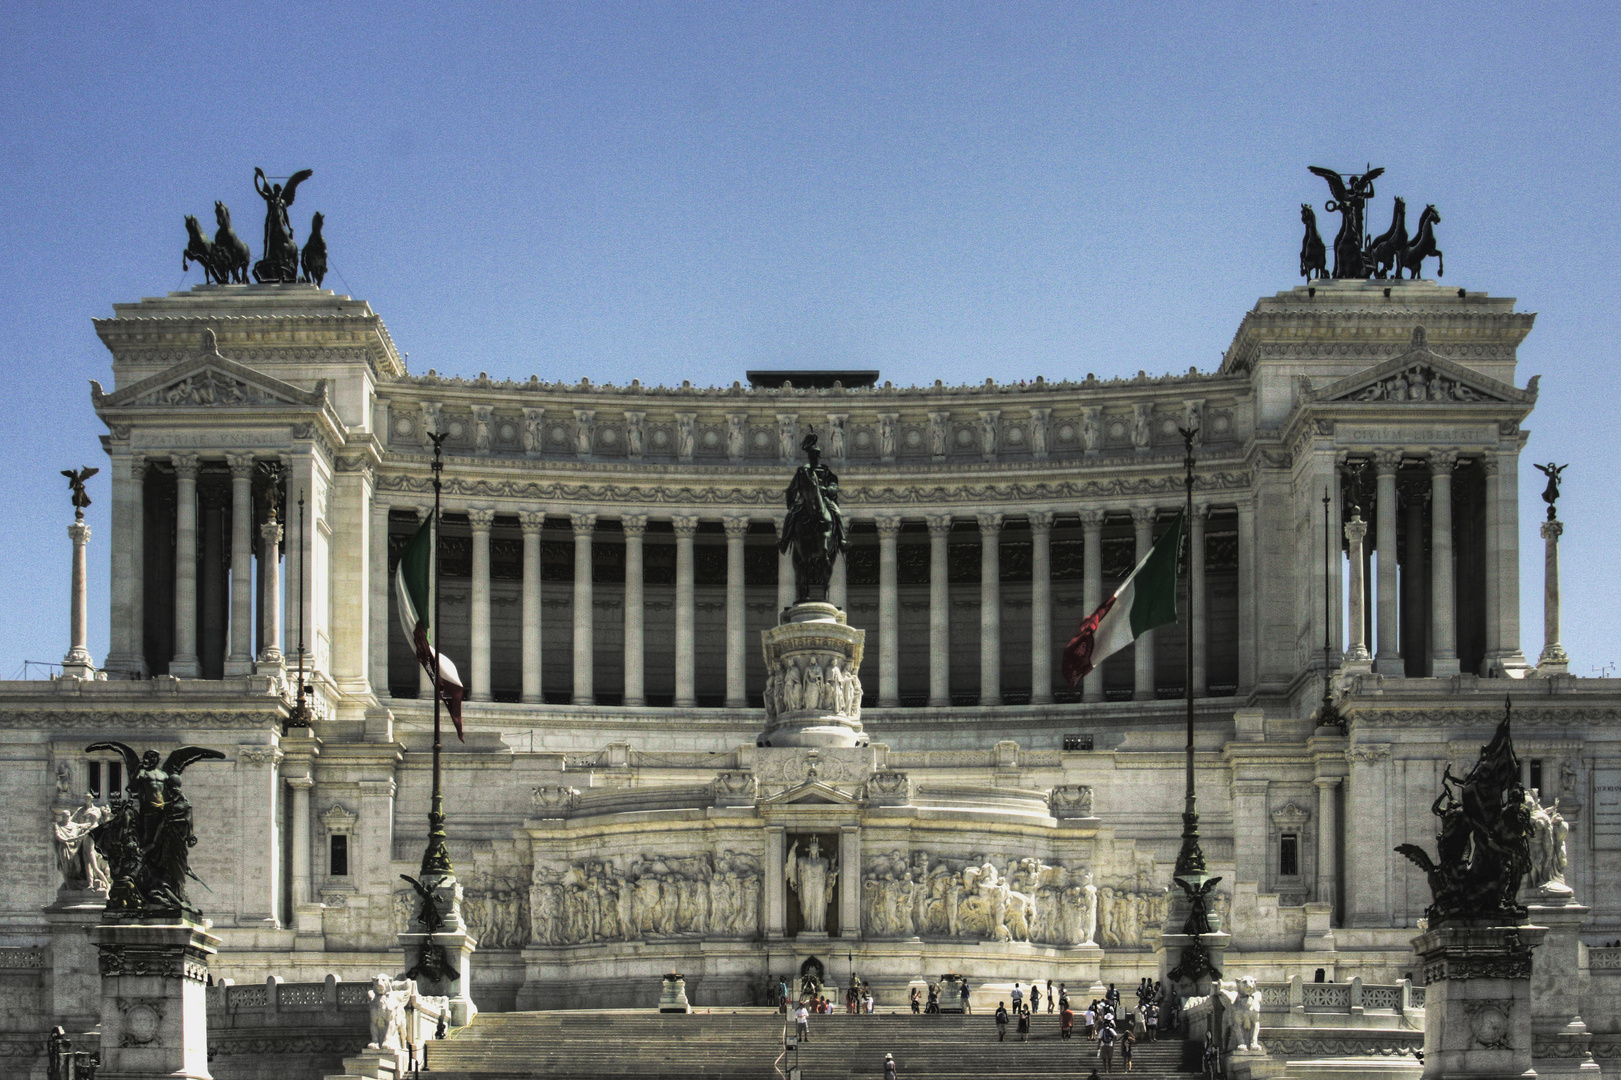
left=2, top=1, right=1617, bottom=676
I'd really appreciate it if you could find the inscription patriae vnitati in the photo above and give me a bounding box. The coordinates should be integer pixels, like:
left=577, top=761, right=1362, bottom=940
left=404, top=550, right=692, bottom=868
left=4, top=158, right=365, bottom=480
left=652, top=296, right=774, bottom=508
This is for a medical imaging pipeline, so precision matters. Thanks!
left=1335, top=425, right=1497, bottom=446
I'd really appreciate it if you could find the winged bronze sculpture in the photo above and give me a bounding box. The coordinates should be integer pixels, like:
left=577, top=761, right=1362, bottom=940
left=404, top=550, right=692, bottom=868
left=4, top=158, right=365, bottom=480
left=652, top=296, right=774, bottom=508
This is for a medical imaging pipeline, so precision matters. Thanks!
left=252, top=167, right=314, bottom=283
left=84, top=742, right=226, bottom=917
left=62, top=467, right=98, bottom=519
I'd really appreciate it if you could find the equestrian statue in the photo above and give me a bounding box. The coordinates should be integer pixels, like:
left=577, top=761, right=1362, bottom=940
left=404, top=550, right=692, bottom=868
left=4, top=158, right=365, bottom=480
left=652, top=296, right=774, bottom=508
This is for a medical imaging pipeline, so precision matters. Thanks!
left=779, top=432, right=848, bottom=605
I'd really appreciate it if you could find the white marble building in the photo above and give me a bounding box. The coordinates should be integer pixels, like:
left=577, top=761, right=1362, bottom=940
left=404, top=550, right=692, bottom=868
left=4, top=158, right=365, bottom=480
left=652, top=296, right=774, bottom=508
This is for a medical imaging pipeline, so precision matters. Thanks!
left=3, top=277, right=1619, bottom=1040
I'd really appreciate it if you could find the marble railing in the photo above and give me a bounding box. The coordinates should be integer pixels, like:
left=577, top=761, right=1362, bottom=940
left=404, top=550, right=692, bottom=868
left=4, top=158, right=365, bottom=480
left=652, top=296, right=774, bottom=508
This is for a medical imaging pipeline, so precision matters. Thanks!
left=1183, top=977, right=1424, bottom=1060
left=1590, top=946, right=1621, bottom=971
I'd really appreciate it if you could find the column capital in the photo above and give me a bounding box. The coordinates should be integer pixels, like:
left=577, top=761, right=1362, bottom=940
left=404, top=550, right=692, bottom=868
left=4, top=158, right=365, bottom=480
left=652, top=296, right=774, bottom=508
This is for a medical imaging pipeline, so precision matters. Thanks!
left=227, top=452, right=256, bottom=478
left=569, top=512, right=597, bottom=534
left=723, top=513, right=751, bottom=539
left=875, top=514, right=903, bottom=539
left=1430, top=449, right=1461, bottom=473
left=1077, top=508, right=1104, bottom=530
left=1130, top=506, right=1156, bottom=526
left=1373, top=449, right=1403, bottom=474
left=1314, top=775, right=1343, bottom=790
left=261, top=515, right=283, bottom=546
left=519, top=509, right=546, bottom=533
left=925, top=513, right=953, bottom=536
left=129, top=453, right=147, bottom=479
left=672, top=514, right=700, bottom=538
left=621, top=513, right=648, bottom=537
left=172, top=452, right=199, bottom=479
left=1027, top=510, right=1055, bottom=533
left=416, top=504, right=433, bottom=522
left=975, top=511, right=1004, bottom=534
left=68, top=520, right=91, bottom=544
left=1540, top=519, right=1564, bottom=541
left=1481, top=455, right=1500, bottom=477
left=467, top=508, right=496, bottom=531
left=284, top=774, right=315, bottom=791
left=1344, top=510, right=1368, bottom=544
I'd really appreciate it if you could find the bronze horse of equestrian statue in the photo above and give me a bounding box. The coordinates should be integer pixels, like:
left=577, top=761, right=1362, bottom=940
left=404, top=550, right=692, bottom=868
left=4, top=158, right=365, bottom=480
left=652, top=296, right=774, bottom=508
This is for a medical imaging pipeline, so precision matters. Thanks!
left=1368, top=197, right=1408, bottom=280
left=211, top=202, right=251, bottom=283
left=1396, top=204, right=1442, bottom=279
left=1299, top=204, right=1327, bottom=281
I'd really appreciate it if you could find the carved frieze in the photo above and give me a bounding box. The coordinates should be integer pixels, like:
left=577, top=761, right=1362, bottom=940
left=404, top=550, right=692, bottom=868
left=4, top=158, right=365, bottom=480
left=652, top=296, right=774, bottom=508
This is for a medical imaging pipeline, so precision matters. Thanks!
left=1049, top=784, right=1095, bottom=819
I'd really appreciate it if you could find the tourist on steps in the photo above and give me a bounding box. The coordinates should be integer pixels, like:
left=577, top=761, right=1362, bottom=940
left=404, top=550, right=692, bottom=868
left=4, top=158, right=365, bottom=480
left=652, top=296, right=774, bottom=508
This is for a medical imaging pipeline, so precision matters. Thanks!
left=1099, top=1021, right=1118, bottom=1073
left=1011, top=982, right=1023, bottom=1012
left=794, top=1003, right=810, bottom=1043
left=910, top=986, right=920, bottom=1014
left=1047, top=978, right=1056, bottom=1012
left=1121, top=1032, right=1135, bottom=1072
left=884, top=1052, right=898, bottom=1079
left=1017, top=1004, right=1031, bottom=1041
left=959, top=979, right=972, bottom=1015
left=1061, top=1005, right=1074, bottom=1039
left=995, top=1002, right=1009, bottom=1041
left=1030, top=982, right=1041, bottom=1014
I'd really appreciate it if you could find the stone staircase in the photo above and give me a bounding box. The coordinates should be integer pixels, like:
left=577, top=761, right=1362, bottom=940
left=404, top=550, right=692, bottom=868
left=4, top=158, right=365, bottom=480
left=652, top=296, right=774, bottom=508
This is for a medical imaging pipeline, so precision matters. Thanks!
left=423, top=1008, right=1198, bottom=1079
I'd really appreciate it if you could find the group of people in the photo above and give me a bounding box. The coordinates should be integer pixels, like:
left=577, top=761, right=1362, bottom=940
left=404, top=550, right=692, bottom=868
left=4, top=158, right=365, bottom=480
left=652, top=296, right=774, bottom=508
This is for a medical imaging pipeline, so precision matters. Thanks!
left=986, top=977, right=1179, bottom=1071
left=910, top=978, right=973, bottom=1014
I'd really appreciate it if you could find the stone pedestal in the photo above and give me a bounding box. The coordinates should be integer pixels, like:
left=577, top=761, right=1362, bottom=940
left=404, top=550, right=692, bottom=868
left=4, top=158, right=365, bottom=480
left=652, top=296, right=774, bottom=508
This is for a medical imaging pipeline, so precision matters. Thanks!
left=659, top=973, right=691, bottom=1013
left=323, top=1046, right=406, bottom=1080
left=757, top=602, right=867, bottom=748
left=1413, top=923, right=1547, bottom=1080
left=44, top=891, right=108, bottom=1032
left=398, top=875, right=477, bottom=1028
left=89, top=918, right=220, bottom=1080
left=1526, top=899, right=1601, bottom=1080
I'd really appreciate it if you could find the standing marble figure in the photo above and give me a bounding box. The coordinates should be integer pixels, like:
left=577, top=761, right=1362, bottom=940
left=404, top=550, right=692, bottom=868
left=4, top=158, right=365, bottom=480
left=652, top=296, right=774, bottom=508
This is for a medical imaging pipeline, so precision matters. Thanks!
left=779, top=433, right=848, bottom=604
left=786, top=837, right=838, bottom=933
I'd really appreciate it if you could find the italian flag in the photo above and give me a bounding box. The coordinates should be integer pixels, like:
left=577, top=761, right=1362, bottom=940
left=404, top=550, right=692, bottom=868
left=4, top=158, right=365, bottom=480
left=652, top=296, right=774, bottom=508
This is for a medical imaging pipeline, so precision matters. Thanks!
left=395, top=516, right=465, bottom=739
left=1062, top=510, right=1184, bottom=687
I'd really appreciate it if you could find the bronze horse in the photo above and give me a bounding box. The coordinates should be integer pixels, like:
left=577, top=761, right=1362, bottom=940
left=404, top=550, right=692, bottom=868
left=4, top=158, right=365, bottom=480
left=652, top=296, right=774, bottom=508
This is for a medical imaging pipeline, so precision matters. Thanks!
left=1299, top=204, right=1327, bottom=281
left=212, top=202, right=251, bottom=284
left=182, top=215, right=223, bottom=283
left=1396, top=204, right=1442, bottom=279
left=1367, top=197, right=1408, bottom=280
left=300, top=211, right=328, bottom=287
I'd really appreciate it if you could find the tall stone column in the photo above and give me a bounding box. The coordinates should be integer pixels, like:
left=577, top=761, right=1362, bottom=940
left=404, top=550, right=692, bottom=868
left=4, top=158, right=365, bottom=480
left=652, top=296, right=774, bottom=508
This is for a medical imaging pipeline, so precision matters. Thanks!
left=1399, top=475, right=1429, bottom=676
left=369, top=501, right=391, bottom=695
left=226, top=454, right=255, bottom=676
left=62, top=517, right=95, bottom=679
left=1132, top=508, right=1155, bottom=701
left=621, top=515, right=646, bottom=706
left=977, top=513, right=1003, bottom=705
left=259, top=505, right=284, bottom=674
left=673, top=515, right=698, bottom=707
left=877, top=515, right=901, bottom=707
left=468, top=508, right=494, bottom=701
left=724, top=514, right=749, bottom=707
left=1190, top=505, right=1207, bottom=697
left=1374, top=451, right=1403, bottom=674
left=106, top=453, right=148, bottom=677
left=1029, top=511, right=1054, bottom=705
left=200, top=485, right=228, bottom=678
left=1429, top=453, right=1459, bottom=676
left=775, top=516, right=794, bottom=617
left=1483, top=456, right=1501, bottom=668
left=1487, top=451, right=1529, bottom=673
left=1080, top=510, right=1104, bottom=703
left=927, top=514, right=952, bottom=707
left=287, top=774, right=313, bottom=905
left=520, top=510, right=544, bottom=703
left=1539, top=519, right=1569, bottom=674
left=1314, top=776, right=1340, bottom=916
left=829, top=552, right=848, bottom=610
left=171, top=453, right=201, bottom=678
left=570, top=512, right=596, bottom=705
left=1236, top=499, right=1256, bottom=693
left=1343, top=508, right=1372, bottom=668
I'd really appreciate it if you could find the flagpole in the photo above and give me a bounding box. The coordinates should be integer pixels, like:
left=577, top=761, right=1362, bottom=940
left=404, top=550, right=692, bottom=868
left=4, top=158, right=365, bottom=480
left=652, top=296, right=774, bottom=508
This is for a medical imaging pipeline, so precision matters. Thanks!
left=422, top=433, right=452, bottom=876
left=284, top=490, right=312, bottom=734
left=1173, top=425, right=1205, bottom=884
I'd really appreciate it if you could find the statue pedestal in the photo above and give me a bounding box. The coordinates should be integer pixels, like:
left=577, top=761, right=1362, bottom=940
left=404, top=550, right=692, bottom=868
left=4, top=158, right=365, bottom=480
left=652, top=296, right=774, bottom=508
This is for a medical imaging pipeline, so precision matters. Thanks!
left=1413, top=923, right=1546, bottom=1080
left=89, top=918, right=219, bottom=1080
left=757, top=602, right=867, bottom=749
left=1525, top=899, right=1601, bottom=1080
left=659, top=973, right=691, bottom=1013
left=398, top=875, right=477, bottom=1028
left=44, top=890, right=107, bottom=1032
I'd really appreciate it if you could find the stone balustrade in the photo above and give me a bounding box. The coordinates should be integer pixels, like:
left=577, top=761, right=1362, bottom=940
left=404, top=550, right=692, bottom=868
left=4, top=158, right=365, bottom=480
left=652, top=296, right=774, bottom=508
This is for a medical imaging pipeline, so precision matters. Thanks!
left=1183, top=976, right=1425, bottom=1061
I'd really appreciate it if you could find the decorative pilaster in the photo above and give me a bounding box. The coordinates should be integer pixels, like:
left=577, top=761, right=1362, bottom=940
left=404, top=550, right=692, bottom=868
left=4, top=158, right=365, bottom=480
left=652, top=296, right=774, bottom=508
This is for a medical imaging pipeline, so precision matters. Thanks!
left=468, top=508, right=494, bottom=701
left=286, top=775, right=314, bottom=906
left=172, top=453, right=201, bottom=678
left=1132, top=508, right=1155, bottom=701
left=1374, top=451, right=1403, bottom=674
left=1430, top=452, right=1460, bottom=676
left=621, top=514, right=646, bottom=706
left=62, top=518, right=96, bottom=679
left=570, top=512, right=596, bottom=705
left=1080, top=509, right=1104, bottom=703
left=1539, top=519, right=1569, bottom=675
left=673, top=515, right=698, bottom=707
left=1029, top=511, right=1054, bottom=704
left=839, top=824, right=862, bottom=938
left=927, top=514, right=952, bottom=707
left=724, top=514, right=750, bottom=707
left=1343, top=508, right=1372, bottom=668
left=876, top=515, right=901, bottom=707
left=977, top=513, right=1003, bottom=705
left=520, top=510, right=544, bottom=704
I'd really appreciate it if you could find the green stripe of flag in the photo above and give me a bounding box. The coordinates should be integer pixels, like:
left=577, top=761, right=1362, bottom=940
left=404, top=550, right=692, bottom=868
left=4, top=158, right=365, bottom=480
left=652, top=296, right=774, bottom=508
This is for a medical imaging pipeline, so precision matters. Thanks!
left=1128, top=510, right=1184, bottom=637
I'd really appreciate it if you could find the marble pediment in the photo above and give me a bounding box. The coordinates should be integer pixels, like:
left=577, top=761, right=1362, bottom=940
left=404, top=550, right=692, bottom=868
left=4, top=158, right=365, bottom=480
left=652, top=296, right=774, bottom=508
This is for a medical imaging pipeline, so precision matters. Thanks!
left=92, top=329, right=327, bottom=411
left=1308, top=327, right=1534, bottom=407
left=758, top=780, right=863, bottom=806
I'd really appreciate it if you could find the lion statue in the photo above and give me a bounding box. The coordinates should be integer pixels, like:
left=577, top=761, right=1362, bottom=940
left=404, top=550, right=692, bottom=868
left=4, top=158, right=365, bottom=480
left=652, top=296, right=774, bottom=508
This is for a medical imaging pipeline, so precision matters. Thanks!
left=1221, top=974, right=1263, bottom=1052
left=367, top=973, right=415, bottom=1051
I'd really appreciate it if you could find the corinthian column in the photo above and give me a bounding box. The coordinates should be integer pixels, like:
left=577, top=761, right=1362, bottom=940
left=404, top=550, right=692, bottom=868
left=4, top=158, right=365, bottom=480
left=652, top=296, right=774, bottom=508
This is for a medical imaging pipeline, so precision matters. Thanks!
left=724, top=514, right=749, bottom=707
left=877, top=515, right=901, bottom=707
left=927, top=514, right=952, bottom=707
left=468, top=508, right=494, bottom=701
left=621, top=515, right=647, bottom=706
left=1343, top=507, right=1372, bottom=669
left=1131, top=508, right=1155, bottom=701
left=171, top=454, right=201, bottom=678
left=1029, top=511, right=1054, bottom=705
left=520, top=510, right=544, bottom=703
left=258, top=505, right=284, bottom=672
left=673, top=515, right=698, bottom=707
left=1430, top=452, right=1460, bottom=676
left=62, top=516, right=95, bottom=679
left=977, top=512, right=1003, bottom=706
left=775, top=516, right=794, bottom=617
left=1080, top=509, right=1104, bottom=703
left=226, top=454, right=255, bottom=676
left=570, top=512, right=596, bottom=705
left=1374, top=451, right=1403, bottom=675
left=1539, top=519, right=1569, bottom=675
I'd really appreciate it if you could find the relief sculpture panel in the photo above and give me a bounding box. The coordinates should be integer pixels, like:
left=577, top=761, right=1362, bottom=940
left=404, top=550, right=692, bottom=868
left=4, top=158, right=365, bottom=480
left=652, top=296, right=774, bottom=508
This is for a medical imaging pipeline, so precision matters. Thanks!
left=529, top=850, right=761, bottom=946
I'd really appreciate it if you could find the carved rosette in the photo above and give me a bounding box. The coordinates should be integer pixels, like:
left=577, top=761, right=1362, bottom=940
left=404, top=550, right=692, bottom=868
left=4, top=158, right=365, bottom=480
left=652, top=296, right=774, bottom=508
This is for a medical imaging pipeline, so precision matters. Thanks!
left=758, top=602, right=867, bottom=748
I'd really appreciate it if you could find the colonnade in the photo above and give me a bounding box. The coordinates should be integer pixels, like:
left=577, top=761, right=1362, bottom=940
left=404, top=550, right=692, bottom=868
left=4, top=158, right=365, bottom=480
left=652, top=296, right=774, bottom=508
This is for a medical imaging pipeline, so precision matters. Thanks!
left=383, top=502, right=1235, bottom=707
